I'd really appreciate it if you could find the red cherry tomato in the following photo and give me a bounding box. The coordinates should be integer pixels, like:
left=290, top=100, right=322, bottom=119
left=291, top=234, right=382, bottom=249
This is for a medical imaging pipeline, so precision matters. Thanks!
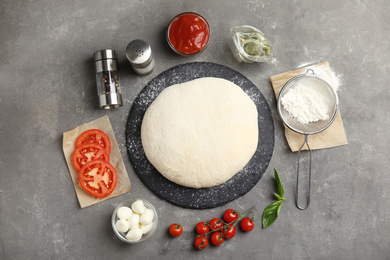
left=194, top=236, right=208, bottom=250
left=78, top=159, right=117, bottom=198
left=168, top=13, right=210, bottom=55
left=169, top=223, right=183, bottom=237
left=209, top=218, right=223, bottom=231
left=210, top=232, right=224, bottom=246
left=72, top=143, right=110, bottom=171
left=223, top=209, right=239, bottom=223
left=222, top=225, right=236, bottom=239
left=196, top=221, right=210, bottom=235
left=240, top=217, right=255, bottom=232
left=75, top=129, right=111, bottom=154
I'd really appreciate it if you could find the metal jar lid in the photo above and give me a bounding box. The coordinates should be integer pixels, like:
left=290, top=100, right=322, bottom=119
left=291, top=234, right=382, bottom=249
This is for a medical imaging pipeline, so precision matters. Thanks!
left=94, top=49, right=118, bottom=73
left=126, top=39, right=154, bottom=75
left=94, top=49, right=118, bottom=61
left=99, top=93, right=123, bottom=110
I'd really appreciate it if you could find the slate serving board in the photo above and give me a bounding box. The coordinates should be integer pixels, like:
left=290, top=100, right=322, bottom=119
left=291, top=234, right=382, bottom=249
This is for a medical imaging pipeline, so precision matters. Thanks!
left=126, top=62, right=274, bottom=209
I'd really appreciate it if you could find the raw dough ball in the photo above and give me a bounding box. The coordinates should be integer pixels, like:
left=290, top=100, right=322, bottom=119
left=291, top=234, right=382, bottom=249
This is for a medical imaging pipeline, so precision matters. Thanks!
left=141, top=77, right=258, bottom=188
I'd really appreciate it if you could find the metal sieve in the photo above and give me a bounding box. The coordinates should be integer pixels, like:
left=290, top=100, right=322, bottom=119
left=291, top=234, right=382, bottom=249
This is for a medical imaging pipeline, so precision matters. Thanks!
left=277, top=69, right=339, bottom=210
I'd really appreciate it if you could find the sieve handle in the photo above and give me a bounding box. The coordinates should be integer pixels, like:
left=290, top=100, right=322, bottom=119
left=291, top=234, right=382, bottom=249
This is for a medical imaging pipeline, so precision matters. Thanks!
left=296, top=134, right=312, bottom=210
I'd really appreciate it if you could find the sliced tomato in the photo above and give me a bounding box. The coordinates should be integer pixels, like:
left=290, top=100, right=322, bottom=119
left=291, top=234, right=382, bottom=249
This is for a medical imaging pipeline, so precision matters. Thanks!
left=78, top=159, right=117, bottom=198
left=72, top=143, right=110, bottom=171
left=75, top=129, right=111, bottom=154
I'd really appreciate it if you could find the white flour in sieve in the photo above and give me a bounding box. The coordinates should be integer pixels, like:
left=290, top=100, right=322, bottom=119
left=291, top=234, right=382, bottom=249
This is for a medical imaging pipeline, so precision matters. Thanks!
left=281, top=82, right=332, bottom=125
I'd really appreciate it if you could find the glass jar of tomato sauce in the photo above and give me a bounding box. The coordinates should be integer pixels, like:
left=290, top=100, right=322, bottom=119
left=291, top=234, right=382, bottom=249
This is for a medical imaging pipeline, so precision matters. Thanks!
left=167, top=12, right=210, bottom=56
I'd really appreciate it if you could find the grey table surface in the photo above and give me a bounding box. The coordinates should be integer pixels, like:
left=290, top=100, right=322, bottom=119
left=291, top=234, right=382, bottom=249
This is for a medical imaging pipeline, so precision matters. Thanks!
left=1, top=0, right=389, bottom=259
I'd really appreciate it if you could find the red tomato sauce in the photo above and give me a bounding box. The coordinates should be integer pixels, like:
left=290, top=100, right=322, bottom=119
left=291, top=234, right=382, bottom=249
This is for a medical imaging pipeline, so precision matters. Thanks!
left=168, top=13, right=210, bottom=55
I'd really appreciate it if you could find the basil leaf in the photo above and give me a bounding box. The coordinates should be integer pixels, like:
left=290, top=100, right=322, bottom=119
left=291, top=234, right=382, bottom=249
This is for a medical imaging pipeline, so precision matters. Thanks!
left=274, top=192, right=286, bottom=201
left=262, top=200, right=282, bottom=228
left=274, top=169, right=284, bottom=198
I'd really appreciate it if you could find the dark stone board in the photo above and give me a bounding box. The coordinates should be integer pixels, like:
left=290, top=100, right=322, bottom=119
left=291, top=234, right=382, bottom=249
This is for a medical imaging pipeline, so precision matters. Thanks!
left=125, top=62, right=274, bottom=209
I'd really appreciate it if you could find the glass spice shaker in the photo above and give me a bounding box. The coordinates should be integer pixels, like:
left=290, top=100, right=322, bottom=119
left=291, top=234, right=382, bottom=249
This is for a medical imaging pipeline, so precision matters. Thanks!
left=93, top=49, right=123, bottom=109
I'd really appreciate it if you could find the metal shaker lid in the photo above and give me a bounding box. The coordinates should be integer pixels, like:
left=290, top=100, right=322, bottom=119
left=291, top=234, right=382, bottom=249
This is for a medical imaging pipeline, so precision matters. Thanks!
left=94, top=49, right=118, bottom=73
left=126, top=39, right=153, bottom=68
left=94, top=49, right=118, bottom=61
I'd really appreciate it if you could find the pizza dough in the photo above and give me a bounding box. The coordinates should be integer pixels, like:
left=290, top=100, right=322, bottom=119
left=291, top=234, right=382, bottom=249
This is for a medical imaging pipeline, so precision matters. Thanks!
left=141, top=77, right=258, bottom=188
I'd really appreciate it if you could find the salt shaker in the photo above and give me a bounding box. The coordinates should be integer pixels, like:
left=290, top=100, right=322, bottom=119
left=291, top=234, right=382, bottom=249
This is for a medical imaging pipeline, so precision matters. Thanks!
left=126, top=39, right=155, bottom=75
left=93, top=49, right=123, bottom=109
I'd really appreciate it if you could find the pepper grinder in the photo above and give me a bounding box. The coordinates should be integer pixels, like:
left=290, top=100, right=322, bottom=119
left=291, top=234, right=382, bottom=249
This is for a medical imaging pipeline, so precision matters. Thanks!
left=93, top=49, right=123, bottom=109
left=126, top=39, right=155, bottom=76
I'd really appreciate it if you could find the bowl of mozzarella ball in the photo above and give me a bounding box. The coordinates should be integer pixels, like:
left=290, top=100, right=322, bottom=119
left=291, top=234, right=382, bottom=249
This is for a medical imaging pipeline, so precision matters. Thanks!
left=112, top=198, right=158, bottom=243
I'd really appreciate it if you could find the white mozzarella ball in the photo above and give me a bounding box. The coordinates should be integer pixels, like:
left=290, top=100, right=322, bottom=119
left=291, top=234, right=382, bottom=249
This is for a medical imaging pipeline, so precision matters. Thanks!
left=115, top=219, right=130, bottom=233
left=126, top=227, right=143, bottom=241
left=139, top=209, right=154, bottom=225
left=140, top=223, right=153, bottom=234
left=127, top=213, right=140, bottom=229
left=131, top=200, right=146, bottom=214
left=117, top=206, right=133, bottom=220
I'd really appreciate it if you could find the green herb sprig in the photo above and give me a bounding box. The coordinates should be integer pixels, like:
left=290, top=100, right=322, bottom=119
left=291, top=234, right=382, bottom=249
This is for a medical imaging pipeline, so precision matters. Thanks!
left=262, top=169, right=286, bottom=228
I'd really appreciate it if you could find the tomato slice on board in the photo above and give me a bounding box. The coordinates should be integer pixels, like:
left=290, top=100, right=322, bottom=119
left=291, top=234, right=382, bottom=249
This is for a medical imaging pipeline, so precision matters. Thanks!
left=78, top=159, right=117, bottom=198
left=72, top=143, right=110, bottom=171
left=75, top=129, right=111, bottom=154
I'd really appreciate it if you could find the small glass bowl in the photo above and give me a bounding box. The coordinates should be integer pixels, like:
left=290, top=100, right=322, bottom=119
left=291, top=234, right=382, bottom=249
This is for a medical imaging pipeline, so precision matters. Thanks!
left=166, top=12, right=210, bottom=57
left=111, top=198, right=158, bottom=244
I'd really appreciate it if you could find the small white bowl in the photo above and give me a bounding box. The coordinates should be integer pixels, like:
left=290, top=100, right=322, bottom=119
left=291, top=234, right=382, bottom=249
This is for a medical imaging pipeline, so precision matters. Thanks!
left=112, top=198, right=158, bottom=244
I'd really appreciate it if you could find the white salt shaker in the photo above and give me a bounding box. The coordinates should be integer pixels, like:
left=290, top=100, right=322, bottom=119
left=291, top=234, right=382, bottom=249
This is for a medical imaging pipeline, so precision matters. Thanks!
left=126, top=39, right=155, bottom=76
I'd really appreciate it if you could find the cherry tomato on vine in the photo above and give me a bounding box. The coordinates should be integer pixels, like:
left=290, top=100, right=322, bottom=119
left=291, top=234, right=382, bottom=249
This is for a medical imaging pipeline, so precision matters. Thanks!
left=222, top=224, right=236, bottom=239
left=209, top=218, right=223, bottom=231
left=196, top=221, right=210, bottom=235
left=223, top=209, right=239, bottom=223
left=195, top=236, right=208, bottom=250
left=210, top=232, right=224, bottom=246
left=169, top=223, right=183, bottom=237
left=240, top=217, right=255, bottom=232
